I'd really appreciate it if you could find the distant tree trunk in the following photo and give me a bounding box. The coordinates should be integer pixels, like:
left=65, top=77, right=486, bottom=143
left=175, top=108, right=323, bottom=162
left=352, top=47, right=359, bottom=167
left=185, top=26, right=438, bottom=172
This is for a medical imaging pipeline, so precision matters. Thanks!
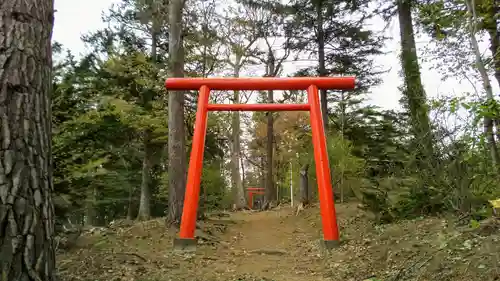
left=0, top=0, right=57, bottom=279
left=316, top=0, right=328, bottom=129
left=296, top=163, right=310, bottom=215
left=487, top=32, right=500, bottom=89
left=127, top=187, right=135, bottom=220
left=96, top=199, right=106, bottom=226
left=137, top=131, right=153, bottom=220
left=339, top=91, right=346, bottom=203
left=240, top=154, right=246, bottom=187
left=167, top=0, right=187, bottom=224
left=299, top=164, right=310, bottom=206
left=86, top=186, right=98, bottom=226
left=397, top=0, right=435, bottom=168
left=483, top=2, right=500, bottom=147
left=137, top=11, right=160, bottom=220
left=275, top=158, right=282, bottom=202
left=197, top=183, right=205, bottom=220
left=260, top=156, right=266, bottom=191
left=231, top=57, right=246, bottom=210
left=483, top=3, right=499, bottom=88
left=123, top=158, right=135, bottom=220
left=465, top=0, right=500, bottom=166
left=264, top=51, right=276, bottom=208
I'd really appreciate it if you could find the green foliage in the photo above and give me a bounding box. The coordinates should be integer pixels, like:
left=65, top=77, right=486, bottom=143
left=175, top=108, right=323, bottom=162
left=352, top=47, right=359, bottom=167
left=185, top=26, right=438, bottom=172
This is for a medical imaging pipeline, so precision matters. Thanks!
left=201, top=161, right=232, bottom=210
left=326, top=135, right=366, bottom=199
left=50, top=0, right=500, bottom=228
left=51, top=0, right=229, bottom=223
left=287, top=0, right=385, bottom=92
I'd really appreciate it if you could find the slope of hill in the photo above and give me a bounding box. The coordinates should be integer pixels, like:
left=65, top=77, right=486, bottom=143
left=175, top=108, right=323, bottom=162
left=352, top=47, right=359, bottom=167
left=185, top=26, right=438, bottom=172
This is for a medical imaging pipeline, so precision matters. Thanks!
left=57, top=203, right=500, bottom=281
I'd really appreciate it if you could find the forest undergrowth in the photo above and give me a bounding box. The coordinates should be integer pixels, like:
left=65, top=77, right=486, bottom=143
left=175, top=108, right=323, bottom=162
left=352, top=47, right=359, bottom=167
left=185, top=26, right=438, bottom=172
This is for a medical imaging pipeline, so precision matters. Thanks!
left=57, top=202, right=500, bottom=281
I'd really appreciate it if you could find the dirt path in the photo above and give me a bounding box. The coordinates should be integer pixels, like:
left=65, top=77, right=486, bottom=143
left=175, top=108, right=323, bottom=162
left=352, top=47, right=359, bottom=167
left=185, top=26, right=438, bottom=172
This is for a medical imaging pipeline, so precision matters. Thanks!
left=58, top=204, right=339, bottom=281
left=211, top=207, right=331, bottom=281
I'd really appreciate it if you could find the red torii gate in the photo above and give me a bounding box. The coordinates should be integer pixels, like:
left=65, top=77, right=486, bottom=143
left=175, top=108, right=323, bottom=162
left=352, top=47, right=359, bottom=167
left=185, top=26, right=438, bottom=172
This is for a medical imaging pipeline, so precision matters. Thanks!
left=246, top=187, right=265, bottom=209
left=166, top=76, right=355, bottom=251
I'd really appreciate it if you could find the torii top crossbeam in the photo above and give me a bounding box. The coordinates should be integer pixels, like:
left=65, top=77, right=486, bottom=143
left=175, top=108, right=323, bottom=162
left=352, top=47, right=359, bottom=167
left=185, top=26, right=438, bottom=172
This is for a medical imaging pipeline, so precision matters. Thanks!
left=165, top=77, right=355, bottom=91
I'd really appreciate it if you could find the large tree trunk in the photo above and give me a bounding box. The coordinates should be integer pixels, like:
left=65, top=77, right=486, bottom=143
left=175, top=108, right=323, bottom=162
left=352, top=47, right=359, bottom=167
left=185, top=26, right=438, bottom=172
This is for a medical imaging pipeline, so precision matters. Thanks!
left=167, top=0, right=187, bottom=224
left=397, top=0, right=435, bottom=167
left=230, top=59, right=246, bottom=210
left=0, top=0, right=57, bottom=280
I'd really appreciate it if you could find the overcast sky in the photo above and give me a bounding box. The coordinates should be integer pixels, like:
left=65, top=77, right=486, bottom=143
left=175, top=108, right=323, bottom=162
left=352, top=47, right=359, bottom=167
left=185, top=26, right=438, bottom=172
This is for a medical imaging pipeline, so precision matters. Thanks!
left=52, top=0, right=498, bottom=112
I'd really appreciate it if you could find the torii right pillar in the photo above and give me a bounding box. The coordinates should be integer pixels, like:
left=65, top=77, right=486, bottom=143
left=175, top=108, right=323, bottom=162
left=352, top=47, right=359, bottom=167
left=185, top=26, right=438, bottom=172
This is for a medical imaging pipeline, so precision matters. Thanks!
left=307, top=84, right=340, bottom=249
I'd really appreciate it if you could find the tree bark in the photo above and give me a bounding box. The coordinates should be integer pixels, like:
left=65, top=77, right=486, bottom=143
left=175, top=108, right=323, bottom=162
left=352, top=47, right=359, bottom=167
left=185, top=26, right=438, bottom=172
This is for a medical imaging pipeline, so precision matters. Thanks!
left=167, top=0, right=187, bottom=224
left=0, top=0, right=57, bottom=280
left=397, top=0, right=435, bottom=166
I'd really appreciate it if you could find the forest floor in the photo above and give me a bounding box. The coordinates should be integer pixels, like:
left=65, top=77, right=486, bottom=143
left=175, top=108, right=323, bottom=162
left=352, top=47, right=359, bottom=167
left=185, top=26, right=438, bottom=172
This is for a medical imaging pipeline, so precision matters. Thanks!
left=58, top=202, right=500, bottom=281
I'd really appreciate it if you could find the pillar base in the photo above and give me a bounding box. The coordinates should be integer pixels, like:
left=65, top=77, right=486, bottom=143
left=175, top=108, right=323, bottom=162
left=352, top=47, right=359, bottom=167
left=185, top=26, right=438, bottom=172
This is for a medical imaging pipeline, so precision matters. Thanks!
left=173, top=238, right=197, bottom=252
left=321, top=239, right=341, bottom=250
